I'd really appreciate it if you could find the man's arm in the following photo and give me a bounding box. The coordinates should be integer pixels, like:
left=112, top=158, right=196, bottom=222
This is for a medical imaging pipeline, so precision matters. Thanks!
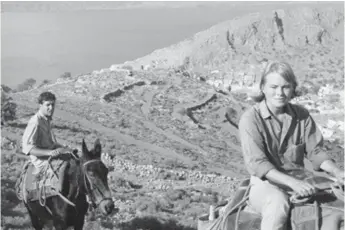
left=28, top=147, right=54, bottom=158
left=22, top=117, right=56, bottom=158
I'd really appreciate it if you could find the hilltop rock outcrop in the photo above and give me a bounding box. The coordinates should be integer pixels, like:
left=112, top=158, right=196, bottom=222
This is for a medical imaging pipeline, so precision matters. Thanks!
left=123, top=7, right=343, bottom=93
left=126, top=7, right=343, bottom=68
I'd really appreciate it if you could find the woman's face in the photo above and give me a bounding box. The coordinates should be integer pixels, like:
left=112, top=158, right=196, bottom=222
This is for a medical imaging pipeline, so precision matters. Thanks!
left=262, top=72, right=294, bottom=110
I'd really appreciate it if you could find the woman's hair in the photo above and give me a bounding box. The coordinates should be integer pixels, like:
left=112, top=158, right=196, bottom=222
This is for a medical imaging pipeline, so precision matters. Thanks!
left=38, top=91, right=56, bottom=104
left=250, top=61, right=298, bottom=102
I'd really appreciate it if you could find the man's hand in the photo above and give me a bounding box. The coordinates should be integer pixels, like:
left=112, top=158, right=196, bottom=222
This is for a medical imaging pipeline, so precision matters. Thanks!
left=50, top=147, right=66, bottom=158
left=63, top=146, right=74, bottom=153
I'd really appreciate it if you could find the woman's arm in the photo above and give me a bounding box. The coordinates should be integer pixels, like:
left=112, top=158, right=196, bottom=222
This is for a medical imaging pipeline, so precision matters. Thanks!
left=238, top=111, right=275, bottom=178
left=304, top=114, right=333, bottom=171
left=320, top=159, right=345, bottom=184
left=266, top=168, right=317, bottom=197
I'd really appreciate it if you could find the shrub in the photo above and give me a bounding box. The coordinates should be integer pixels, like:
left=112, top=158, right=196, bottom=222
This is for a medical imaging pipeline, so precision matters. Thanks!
left=1, top=91, right=17, bottom=124
left=1, top=84, right=12, bottom=93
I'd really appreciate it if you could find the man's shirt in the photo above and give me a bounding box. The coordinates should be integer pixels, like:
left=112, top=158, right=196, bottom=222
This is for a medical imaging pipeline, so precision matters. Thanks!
left=22, top=111, right=57, bottom=169
left=238, top=100, right=332, bottom=179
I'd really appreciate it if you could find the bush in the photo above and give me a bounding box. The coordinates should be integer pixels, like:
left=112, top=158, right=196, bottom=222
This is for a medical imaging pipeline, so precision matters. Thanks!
left=295, top=85, right=309, bottom=97
left=1, top=91, right=17, bottom=124
left=175, top=56, right=191, bottom=74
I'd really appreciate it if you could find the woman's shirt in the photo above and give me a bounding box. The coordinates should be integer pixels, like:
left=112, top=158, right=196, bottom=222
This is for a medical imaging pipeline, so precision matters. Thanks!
left=238, top=100, right=332, bottom=179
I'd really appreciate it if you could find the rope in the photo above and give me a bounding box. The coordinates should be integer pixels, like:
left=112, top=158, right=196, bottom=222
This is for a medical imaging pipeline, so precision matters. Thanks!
left=313, top=200, right=319, bottom=230
left=39, top=165, right=50, bottom=206
left=15, top=161, right=30, bottom=201
left=38, top=153, right=78, bottom=208
left=234, top=185, right=251, bottom=230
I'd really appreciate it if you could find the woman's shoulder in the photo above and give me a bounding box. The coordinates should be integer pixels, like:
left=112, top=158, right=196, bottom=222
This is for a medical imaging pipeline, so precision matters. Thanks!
left=239, top=104, right=260, bottom=124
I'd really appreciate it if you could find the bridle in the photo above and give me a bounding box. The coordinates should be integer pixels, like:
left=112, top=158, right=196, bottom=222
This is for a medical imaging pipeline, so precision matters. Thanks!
left=82, top=159, right=113, bottom=208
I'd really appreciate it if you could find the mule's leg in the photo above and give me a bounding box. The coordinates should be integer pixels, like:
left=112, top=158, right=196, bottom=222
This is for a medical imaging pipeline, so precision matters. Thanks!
left=72, top=194, right=88, bottom=230
left=53, top=221, right=67, bottom=230
left=73, top=215, right=86, bottom=230
left=73, top=202, right=88, bottom=230
left=24, top=203, right=43, bottom=230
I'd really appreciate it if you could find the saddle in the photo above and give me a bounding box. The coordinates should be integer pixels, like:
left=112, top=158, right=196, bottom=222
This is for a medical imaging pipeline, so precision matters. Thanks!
left=16, top=157, right=69, bottom=204
left=197, top=176, right=344, bottom=230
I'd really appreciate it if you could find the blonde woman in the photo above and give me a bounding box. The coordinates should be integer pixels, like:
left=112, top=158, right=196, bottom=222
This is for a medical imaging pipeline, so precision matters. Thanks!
left=238, top=61, right=344, bottom=230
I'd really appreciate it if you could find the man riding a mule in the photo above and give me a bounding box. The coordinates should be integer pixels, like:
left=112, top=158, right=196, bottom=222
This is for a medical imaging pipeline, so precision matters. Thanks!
left=238, top=61, right=344, bottom=230
left=20, top=91, right=73, bottom=200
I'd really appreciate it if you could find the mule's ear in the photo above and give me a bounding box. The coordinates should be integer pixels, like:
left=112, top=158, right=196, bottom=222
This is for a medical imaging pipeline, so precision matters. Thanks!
left=82, top=139, right=88, bottom=154
left=94, top=138, right=102, bottom=156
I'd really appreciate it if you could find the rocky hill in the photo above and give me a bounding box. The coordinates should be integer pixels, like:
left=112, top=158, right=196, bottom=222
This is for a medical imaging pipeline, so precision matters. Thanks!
left=1, top=5, right=344, bottom=230
left=125, top=6, right=344, bottom=90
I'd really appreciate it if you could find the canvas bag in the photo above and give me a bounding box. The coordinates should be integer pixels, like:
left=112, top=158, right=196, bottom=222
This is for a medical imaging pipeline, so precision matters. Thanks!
left=198, top=176, right=344, bottom=230
left=197, top=179, right=261, bottom=230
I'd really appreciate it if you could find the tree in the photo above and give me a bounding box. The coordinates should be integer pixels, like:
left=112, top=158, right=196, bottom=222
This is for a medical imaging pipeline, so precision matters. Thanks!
left=60, top=72, right=71, bottom=79
left=16, top=78, right=36, bottom=92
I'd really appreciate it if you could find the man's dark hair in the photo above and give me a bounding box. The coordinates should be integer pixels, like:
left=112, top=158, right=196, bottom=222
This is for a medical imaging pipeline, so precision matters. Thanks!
left=38, top=91, right=56, bottom=104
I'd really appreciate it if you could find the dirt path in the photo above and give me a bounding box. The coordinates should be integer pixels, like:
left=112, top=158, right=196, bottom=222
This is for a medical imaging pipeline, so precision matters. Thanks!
left=14, top=98, right=242, bottom=176
left=15, top=100, right=196, bottom=165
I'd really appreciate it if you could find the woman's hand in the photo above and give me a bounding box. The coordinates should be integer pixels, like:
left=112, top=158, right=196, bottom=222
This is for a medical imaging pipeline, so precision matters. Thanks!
left=320, top=160, right=344, bottom=185
left=289, top=179, right=317, bottom=197
left=333, top=168, right=345, bottom=185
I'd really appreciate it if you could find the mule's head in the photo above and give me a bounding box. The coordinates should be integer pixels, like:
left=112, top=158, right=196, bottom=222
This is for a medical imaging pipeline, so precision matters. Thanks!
left=81, top=138, right=114, bottom=215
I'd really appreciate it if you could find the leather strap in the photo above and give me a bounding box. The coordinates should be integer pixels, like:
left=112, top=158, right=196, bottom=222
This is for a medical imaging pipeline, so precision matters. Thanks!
left=331, top=183, right=344, bottom=202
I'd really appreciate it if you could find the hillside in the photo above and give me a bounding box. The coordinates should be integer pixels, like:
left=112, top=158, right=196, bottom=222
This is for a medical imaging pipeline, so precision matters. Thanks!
left=1, top=5, right=344, bottom=230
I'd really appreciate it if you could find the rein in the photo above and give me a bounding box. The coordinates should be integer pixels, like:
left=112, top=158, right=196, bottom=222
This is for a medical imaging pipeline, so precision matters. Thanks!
left=38, top=155, right=110, bottom=211
left=82, top=159, right=112, bottom=208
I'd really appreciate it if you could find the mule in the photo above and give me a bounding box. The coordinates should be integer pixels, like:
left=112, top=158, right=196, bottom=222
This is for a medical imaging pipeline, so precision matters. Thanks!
left=198, top=172, right=344, bottom=230
left=20, top=138, right=115, bottom=230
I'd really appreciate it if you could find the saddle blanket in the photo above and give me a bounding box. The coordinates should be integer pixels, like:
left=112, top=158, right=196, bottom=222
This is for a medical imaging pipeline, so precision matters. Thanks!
left=16, top=159, right=68, bottom=202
